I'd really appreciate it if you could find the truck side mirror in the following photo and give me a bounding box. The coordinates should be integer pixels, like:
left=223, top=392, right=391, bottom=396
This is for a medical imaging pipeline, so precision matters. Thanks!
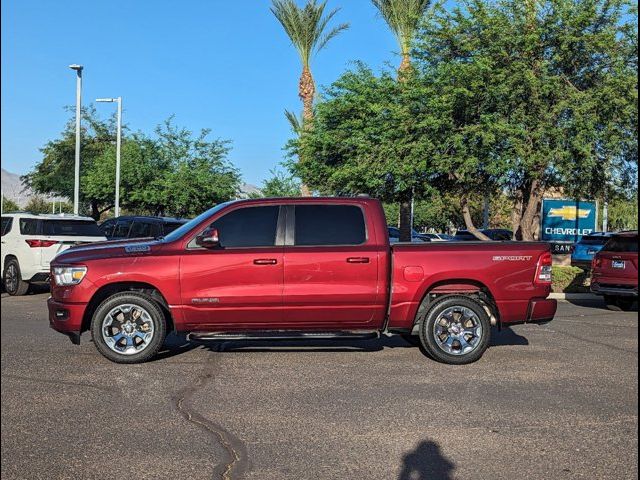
left=196, top=228, right=220, bottom=249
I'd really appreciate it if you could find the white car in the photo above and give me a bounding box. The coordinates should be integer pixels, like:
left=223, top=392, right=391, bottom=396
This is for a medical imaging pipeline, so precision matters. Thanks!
left=1, top=213, right=106, bottom=295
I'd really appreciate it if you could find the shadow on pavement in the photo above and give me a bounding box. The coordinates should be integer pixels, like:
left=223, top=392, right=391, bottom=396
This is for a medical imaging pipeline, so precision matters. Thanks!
left=200, top=335, right=413, bottom=354
left=566, top=297, right=638, bottom=311
left=153, top=328, right=530, bottom=360
left=490, top=326, right=529, bottom=347
left=398, top=440, right=455, bottom=480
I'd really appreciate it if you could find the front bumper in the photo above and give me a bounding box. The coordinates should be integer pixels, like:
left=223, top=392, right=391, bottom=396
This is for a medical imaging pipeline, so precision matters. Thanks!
left=47, top=296, right=87, bottom=342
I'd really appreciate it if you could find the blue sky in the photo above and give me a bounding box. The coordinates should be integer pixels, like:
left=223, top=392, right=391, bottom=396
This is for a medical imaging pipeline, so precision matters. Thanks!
left=1, top=0, right=409, bottom=186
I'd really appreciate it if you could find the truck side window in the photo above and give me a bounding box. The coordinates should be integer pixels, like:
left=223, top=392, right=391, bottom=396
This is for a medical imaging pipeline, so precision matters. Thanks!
left=99, top=219, right=116, bottom=238
left=113, top=219, right=133, bottom=239
left=129, top=221, right=154, bottom=238
left=209, top=206, right=279, bottom=248
left=294, top=205, right=366, bottom=246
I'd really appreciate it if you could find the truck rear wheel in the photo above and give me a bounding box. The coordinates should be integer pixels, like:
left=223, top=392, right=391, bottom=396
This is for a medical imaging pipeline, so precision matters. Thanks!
left=418, top=295, right=491, bottom=365
left=91, top=292, right=166, bottom=364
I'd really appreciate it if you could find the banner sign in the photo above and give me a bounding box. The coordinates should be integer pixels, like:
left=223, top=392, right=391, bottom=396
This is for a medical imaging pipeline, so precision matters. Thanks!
left=541, top=199, right=597, bottom=243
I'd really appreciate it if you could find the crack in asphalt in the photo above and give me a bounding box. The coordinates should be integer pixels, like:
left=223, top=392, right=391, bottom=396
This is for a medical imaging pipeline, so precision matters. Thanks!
left=173, top=343, right=248, bottom=480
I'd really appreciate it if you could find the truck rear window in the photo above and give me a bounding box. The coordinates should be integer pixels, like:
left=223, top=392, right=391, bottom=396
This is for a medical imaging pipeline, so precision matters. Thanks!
left=294, top=205, right=366, bottom=246
left=602, top=236, right=638, bottom=253
left=42, top=220, right=102, bottom=237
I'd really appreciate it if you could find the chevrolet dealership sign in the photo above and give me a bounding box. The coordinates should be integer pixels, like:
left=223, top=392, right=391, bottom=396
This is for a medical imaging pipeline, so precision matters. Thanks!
left=541, top=199, right=597, bottom=242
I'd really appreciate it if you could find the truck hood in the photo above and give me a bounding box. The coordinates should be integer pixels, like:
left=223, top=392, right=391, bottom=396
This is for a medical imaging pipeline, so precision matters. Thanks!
left=52, top=237, right=164, bottom=264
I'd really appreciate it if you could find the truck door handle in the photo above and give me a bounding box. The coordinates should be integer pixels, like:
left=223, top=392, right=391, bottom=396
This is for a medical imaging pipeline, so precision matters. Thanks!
left=253, top=258, right=278, bottom=265
left=347, top=257, right=370, bottom=264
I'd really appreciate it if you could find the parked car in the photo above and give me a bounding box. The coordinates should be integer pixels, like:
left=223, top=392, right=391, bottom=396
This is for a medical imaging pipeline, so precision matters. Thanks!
left=420, top=232, right=454, bottom=242
left=49, top=197, right=556, bottom=365
left=571, top=232, right=613, bottom=269
left=453, top=229, right=514, bottom=241
left=99, top=216, right=188, bottom=240
left=591, top=231, right=638, bottom=311
left=1, top=213, right=106, bottom=296
left=387, top=226, right=430, bottom=243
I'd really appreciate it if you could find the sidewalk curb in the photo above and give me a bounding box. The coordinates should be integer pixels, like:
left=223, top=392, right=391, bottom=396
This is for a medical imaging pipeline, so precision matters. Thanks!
left=549, top=292, right=599, bottom=300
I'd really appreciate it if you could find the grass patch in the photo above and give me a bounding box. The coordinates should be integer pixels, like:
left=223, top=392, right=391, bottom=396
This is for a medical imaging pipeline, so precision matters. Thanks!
left=552, top=266, right=591, bottom=293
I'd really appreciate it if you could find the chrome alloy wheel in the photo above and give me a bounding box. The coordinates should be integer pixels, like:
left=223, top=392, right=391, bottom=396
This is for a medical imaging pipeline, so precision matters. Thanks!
left=432, top=306, right=483, bottom=356
left=101, top=304, right=155, bottom=355
left=4, top=264, right=18, bottom=293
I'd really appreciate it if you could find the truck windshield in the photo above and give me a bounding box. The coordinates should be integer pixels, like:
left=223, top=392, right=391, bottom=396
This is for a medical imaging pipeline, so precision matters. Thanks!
left=161, top=202, right=233, bottom=243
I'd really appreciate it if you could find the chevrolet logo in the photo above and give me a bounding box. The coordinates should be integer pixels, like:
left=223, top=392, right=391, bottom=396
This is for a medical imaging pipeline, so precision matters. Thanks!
left=548, top=206, right=591, bottom=221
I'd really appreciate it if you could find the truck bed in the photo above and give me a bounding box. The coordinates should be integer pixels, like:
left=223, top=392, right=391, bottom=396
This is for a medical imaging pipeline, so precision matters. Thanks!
left=387, top=241, right=554, bottom=329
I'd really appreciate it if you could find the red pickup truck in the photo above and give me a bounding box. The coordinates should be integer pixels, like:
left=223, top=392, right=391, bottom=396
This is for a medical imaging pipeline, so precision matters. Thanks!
left=48, top=198, right=556, bottom=365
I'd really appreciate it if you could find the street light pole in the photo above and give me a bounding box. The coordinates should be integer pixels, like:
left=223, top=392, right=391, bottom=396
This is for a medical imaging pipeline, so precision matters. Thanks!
left=69, top=64, right=83, bottom=215
left=96, top=97, right=122, bottom=217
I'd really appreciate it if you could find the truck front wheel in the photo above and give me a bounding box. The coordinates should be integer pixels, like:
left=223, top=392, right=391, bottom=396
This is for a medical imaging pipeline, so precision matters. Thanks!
left=91, top=292, right=167, bottom=364
left=418, top=296, right=491, bottom=365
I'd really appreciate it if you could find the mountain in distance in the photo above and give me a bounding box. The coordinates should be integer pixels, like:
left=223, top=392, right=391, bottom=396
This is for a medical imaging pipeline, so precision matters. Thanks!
left=1, top=168, right=35, bottom=207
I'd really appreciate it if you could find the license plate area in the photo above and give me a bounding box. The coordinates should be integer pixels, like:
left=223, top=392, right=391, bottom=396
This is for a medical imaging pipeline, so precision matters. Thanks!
left=612, top=260, right=626, bottom=269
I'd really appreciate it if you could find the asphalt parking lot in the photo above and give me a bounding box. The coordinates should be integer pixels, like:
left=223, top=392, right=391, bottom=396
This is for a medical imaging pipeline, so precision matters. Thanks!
left=1, top=293, right=637, bottom=480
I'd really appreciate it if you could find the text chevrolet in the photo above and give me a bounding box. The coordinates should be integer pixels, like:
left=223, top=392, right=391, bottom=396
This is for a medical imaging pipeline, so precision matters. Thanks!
left=48, top=198, right=557, bottom=364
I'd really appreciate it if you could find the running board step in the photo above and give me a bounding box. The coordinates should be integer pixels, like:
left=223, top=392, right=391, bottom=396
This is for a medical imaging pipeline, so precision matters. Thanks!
left=187, top=330, right=380, bottom=342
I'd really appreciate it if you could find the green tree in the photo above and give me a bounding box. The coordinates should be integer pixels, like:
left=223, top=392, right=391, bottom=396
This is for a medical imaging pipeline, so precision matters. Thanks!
left=415, top=0, right=638, bottom=240
left=259, top=168, right=302, bottom=197
left=272, top=0, right=349, bottom=195
left=24, top=110, right=240, bottom=220
left=23, top=107, right=117, bottom=219
left=272, top=0, right=349, bottom=124
left=1, top=196, right=20, bottom=213
left=24, top=196, right=53, bottom=214
left=292, top=64, right=437, bottom=216
left=154, top=119, right=240, bottom=218
left=607, top=193, right=639, bottom=231
left=372, top=0, right=434, bottom=241
left=372, top=0, right=432, bottom=73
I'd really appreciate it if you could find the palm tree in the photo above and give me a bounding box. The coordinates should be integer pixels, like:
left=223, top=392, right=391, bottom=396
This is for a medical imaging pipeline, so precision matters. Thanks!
left=372, top=0, right=432, bottom=74
left=271, top=0, right=349, bottom=125
left=372, top=0, right=432, bottom=241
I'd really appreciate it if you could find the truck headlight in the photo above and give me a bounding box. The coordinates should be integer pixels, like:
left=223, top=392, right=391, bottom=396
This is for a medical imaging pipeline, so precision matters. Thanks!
left=53, top=266, right=87, bottom=286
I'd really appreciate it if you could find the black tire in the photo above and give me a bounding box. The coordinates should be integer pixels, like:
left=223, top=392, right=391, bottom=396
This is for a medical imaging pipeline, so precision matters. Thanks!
left=400, top=334, right=421, bottom=347
left=604, top=295, right=633, bottom=311
left=418, top=295, right=491, bottom=365
left=3, top=258, right=30, bottom=296
left=91, top=292, right=167, bottom=364
left=605, top=295, right=636, bottom=312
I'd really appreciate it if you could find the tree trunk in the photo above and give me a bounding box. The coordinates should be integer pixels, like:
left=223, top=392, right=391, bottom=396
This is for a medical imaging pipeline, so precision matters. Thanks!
left=461, top=194, right=492, bottom=241
left=519, top=180, right=542, bottom=241
left=299, top=66, right=316, bottom=126
left=90, top=200, right=100, bottom=221
left=399, top=195, right=412, bottom=242
left=399, top=54, right=412, bottom=76
left=298, top=65, right=316, bottom=196
left=511, top=192, right=524, bottom=240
